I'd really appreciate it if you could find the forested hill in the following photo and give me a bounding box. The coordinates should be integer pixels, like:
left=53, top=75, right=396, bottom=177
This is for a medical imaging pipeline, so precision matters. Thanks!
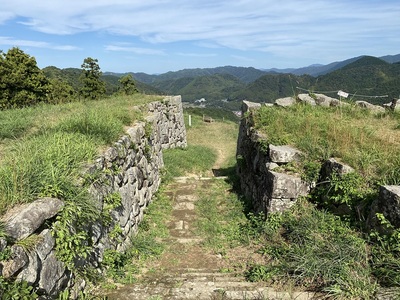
left=110, top=66, right=266, bottom=84
left=42, top=55, right=400, bottom=107
left=43, top=66, right=162, bottom=95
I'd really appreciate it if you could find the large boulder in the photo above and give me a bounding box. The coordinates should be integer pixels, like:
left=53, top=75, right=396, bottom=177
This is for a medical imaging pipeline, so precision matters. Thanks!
left=2, top=198, right=64, bottom=241
left=297, top=94, right=316, bottom=106
left=320, top=158, right=354, bottom=180
left=371, top=186, right=400, bottom=229
left=275, top=97, right=296, bottom=107
left=355, top=101, right=385, bottom=113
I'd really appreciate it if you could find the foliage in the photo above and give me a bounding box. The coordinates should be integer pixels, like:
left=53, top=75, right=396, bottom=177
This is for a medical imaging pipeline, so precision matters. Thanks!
left=118, top=74, right=138, bottom=95
left=246, top=201, right=376, bottom=298
left=79, top=57, right=106, bottom=100
left=0, top=277, right=38, bottom=300
left=52, top=198, right=99, bottom=271
left=47, top=77, right=76, bottom=104
left=0, top=47, right=50, bottom=109
left=314, top=171, right=368, bottom=208
left=369, top=214, right=400, bottom=286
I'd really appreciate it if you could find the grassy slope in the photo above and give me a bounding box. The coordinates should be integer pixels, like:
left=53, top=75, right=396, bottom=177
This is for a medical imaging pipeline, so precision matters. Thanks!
left=0, top=94, right=162, bottom=214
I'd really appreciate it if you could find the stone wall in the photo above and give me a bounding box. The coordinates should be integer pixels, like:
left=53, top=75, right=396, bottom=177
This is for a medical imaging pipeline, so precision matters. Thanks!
left=0, top=95, right=187, bottom=298
left=236, top=99, right=400, bottom=231
left=236, top=101, right=309, bottom=214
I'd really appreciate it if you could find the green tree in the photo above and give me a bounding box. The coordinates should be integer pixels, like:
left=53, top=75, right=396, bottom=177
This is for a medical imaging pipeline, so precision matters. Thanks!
left=79, top=57, right=106, bottom=100
left=118, top=74, right=138, bottom=95
left=47, top=78, right=76, bottom=104
left=0, top=47, right=50, bottom=109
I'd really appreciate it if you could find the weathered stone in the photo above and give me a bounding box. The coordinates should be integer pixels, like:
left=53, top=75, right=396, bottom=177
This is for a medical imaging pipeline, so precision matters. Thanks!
left=266, top=171, right=309, bottom=200
left=314, top=94, right=337, bottom=107
left=373, top=186, right=400, bottom=228
left=2, top=245, right=28, bottom=278
left=269, top=198, right=297, bottom=213
left=39, top=250, right=68, bottom=296
left=36, top=229, right=55, bottom=261
left=104, top=146, right=118, bottom=162
left=242, top=100, right=261, bottom=112
left=269, top=144, right=302, bottom=163
left=297, top=94, right=316, bottom=106
left=355, top=101, right=385, bottom=113
left=17, top=251, right=39, bottom=284
left=2, top=198, right=64, bottom=241
left=126, top=123, right=145, bottom=145
left=275, top=96, right=296, bottom=107
left=320, top=158, right=354, bottom=180
left=0, top=238, right=6, bottom=252
left=265, top=162, right=279, bottom=171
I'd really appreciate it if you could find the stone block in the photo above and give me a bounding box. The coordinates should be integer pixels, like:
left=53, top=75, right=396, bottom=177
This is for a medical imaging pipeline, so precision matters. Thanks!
left=297, top=94, right=316, bottom=106
left=2, top=198, right=64, bottom=241
left=269, top=144, right=302, bottom=163
left=374, top=185, right=400, bottom=228
left=266, top=171, right=309, bottom=200
left=275, top=97, right=296, bottom=107
left=320, top=158, right=354, bottom=180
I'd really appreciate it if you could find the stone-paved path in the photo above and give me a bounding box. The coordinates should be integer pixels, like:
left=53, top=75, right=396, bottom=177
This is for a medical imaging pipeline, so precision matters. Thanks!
left=106, top=177, right=317, bottom=300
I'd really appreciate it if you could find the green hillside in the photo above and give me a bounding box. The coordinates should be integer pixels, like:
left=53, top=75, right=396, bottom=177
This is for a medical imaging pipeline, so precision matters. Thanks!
left=315, top=56, right=400, bottom=104
left=44, top=55, right=400, bottom=106
left=231, top=73, right=315, bottom=103
left=153, top=73, right=245, bottom=102
left=43, top=66, right=162, bottom=96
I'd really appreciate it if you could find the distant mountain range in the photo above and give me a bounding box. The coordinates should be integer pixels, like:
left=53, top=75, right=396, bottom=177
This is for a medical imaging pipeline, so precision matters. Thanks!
left=45, top=53, right=400, bottom=110
left=261, top=54, right=400, bottom=76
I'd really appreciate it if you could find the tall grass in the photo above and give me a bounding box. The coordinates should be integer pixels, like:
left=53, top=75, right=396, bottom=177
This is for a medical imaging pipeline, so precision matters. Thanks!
left=0, top=94, right=162, bottom=214
left=253, top=104, right=400, bottom=185
left=247, top=201, right=376, bottom=298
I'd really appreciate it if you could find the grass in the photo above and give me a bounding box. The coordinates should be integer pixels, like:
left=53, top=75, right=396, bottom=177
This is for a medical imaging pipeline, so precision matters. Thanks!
left=195, top=179, right=249, bottom=252
left=100, top=187, right=172, bottom=286
left=245, top=102, right=400, bottom=298
left=0, top=94, right=162, bottom=214
left=162, top=107, right=239, bottom=178
left=246, top=200, right=376, bottom=299
left=253, top=103, right=400, bottom=185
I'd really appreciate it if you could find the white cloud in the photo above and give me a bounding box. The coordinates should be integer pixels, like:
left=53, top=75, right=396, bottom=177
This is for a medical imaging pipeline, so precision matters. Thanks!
left=0, top=36, right=79, bottom=50
left=105, top=44, right=165, bottom=55
left=1, top=0, right=399, bottom=59
left=176, top=52, right=217, bottom=58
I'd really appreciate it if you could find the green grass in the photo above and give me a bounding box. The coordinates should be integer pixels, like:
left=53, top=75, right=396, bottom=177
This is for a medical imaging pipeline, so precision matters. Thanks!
left=253, top=104, right=400, bottom=184
left=162, top=145, right=217, bottom=178
left=246, top=200, right=377, bottom=299
left=100, top=187, right=172, bottom=286
left=195, top=179, right=249, bottom=252
left=0, top=94, right=162, bottom=214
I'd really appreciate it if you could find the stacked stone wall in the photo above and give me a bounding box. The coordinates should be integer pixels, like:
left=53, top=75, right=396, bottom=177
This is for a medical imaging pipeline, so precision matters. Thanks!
left=0, top=95, right=186, bottom=298
left=236, top=100, right=400, bottom=231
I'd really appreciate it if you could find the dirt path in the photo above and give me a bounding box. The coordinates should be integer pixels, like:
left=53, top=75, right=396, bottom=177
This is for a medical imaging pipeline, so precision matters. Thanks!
left=106, top=177, right=316, bottom=300
left=105, top=119, right=317, bottom=299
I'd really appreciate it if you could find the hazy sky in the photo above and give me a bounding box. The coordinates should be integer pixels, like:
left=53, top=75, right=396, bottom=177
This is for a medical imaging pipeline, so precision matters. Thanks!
left=1, top=0, right=399, bottom=74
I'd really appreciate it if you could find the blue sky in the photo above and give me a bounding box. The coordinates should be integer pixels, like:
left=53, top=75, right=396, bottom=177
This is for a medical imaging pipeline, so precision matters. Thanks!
left=0, top=0, right=399, bottom=74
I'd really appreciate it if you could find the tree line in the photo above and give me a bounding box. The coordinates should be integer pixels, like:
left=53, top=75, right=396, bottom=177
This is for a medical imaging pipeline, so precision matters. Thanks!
left=0, top=48, right=138, bottom=110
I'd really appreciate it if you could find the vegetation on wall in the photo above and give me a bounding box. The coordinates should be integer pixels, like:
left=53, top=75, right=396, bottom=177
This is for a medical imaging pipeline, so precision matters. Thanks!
left=243, top=102, right=400, bottom=298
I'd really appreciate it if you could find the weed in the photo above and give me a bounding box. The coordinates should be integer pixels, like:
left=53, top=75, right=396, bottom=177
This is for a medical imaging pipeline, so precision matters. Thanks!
left=0, top=276, right=38, bottom=299
left=15, top=234, right=44, bottom=253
